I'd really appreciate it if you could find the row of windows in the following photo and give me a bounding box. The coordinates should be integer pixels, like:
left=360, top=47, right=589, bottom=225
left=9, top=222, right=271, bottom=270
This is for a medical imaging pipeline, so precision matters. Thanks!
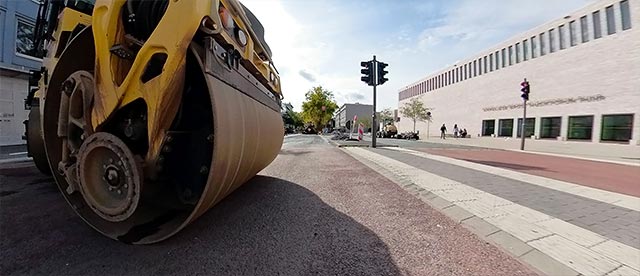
left=480, top=114, right=634, bottom=142
left=399, top=0, right=632, bottom=101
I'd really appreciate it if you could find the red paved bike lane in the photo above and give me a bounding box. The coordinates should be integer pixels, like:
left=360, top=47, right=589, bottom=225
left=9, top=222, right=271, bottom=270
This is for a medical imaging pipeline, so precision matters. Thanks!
left=414, top=148, right=640, bottom=197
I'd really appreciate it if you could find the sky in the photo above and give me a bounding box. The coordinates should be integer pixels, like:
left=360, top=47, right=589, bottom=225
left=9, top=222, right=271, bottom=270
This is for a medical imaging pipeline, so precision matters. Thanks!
left=241, top=0, right=596, bottom=112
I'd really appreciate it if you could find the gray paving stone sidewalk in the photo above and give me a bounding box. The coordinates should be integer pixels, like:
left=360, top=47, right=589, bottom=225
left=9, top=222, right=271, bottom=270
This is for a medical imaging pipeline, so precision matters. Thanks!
left=368, top=148, right=640, bottom=249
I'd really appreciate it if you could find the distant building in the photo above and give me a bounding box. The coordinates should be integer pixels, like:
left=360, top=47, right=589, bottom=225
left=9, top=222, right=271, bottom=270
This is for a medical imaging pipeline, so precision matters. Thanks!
left=397, top=0, right=639, bottom=145
left=333, top=103, right=373, bottom=130
left=0, top=0, right=41, bottom=145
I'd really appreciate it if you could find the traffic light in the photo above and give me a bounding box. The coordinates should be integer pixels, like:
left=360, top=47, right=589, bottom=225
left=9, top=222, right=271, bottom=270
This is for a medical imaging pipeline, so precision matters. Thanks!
left=377, top=62, right=389, bottom=85
left=360, top=61, right=374, bottom=86
left=521, top=79, right=530, bottom=101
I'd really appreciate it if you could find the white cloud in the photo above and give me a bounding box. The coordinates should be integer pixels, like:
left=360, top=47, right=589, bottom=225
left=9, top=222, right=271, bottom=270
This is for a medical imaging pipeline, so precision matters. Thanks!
left=242, top=0, right=595, bottom=112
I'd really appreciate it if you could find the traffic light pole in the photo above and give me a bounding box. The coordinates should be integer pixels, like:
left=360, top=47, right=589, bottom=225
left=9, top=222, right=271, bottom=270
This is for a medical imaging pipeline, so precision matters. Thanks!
left=372, top=55, right=377, bottom=148
left=520, top=99, right=527, bottom=150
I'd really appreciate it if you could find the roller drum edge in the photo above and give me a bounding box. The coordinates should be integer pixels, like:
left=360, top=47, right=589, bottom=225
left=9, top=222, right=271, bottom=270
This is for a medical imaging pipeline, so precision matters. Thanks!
left=42, top=27, right=284, bottom=244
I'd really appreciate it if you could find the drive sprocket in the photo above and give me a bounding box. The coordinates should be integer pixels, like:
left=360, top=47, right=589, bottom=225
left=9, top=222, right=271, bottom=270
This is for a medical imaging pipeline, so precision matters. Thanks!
left=77, top=132, right=143, bottom=222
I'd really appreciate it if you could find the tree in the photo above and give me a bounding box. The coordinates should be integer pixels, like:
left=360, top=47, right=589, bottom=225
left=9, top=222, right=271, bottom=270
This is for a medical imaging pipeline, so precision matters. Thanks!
left=301, top=86, right=338, bottom=131
left=379, top=108, right=394, bottom=125
left=399, top=98, right=431, bottom=132
left=358, top=118, right=371, bottom=132
left=282, top=102, right=303, bottom=129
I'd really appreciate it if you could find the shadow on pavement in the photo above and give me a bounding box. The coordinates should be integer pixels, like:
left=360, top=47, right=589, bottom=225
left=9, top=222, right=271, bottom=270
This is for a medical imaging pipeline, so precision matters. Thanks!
left=1, top=174, right=400, bottom=275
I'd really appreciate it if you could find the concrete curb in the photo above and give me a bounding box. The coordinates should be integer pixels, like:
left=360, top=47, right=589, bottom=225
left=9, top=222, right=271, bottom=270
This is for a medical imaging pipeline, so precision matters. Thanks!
left=0, top=157, right=32, bottom=165
left=319, top=135, right=400, bottom=148
left=341, top=148, right=580, bottom=276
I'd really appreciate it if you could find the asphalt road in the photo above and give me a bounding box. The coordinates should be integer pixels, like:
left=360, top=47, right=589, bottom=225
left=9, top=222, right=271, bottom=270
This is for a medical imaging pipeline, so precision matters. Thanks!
left=1, top=134, right=533, bottom=275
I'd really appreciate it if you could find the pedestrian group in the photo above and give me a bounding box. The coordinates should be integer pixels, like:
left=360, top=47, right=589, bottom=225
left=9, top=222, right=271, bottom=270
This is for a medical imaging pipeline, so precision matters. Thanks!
left=440, top=123, right=467, bottom=139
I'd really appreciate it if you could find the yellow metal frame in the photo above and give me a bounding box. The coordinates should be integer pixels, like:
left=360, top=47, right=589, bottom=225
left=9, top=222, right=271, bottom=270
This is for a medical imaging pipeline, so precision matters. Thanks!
left=91, top=0, right=281, bottom=162
left=92, top=0, right=210, bottom=161
left=36, top=8, right=92, bottom=102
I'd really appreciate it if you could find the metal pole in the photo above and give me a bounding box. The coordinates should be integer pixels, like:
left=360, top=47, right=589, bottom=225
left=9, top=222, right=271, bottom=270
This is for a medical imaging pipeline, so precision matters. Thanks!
left=372, top=55, right=378, bottom=148
left=520, top=100, right=527, bottom=150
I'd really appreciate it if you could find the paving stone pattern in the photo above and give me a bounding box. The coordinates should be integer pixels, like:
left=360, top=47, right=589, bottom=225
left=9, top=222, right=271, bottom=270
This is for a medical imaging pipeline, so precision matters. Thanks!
left=370, top=148, right=640, bottom=249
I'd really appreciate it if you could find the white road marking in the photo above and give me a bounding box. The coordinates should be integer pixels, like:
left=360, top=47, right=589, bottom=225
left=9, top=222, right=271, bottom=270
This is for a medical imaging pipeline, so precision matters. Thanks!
left=344, top=147, right=640, bottom=276
left=385, top=147, right=640, bottom=212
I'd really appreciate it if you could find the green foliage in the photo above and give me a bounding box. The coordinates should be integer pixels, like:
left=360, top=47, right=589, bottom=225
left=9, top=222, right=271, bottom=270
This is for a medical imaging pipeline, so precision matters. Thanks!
left=358, top=118, right=371, bottom=129
left=301, top=86, right=338, bottom=129
left=379, top=108, right=394, bottom=125
left=282, top=102, right=303, bottom=128
left=400, top=98, right=432, bottom=132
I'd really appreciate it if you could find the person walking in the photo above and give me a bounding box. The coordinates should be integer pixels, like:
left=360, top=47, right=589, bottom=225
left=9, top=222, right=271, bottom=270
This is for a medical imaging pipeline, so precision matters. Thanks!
left=453, top=124, right=459, bottom=138
left=440, top=124, right=447, bottom=139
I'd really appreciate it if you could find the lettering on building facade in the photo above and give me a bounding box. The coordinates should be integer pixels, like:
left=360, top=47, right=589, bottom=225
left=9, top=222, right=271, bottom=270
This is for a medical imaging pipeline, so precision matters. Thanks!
left=482, top=94, right=606, bottom=112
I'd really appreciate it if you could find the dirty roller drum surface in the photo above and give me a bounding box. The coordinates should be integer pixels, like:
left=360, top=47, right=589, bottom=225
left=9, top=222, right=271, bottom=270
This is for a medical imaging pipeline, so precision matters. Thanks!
left=43, top=43, right=283, bottom=244
left=37, top=1, right=284, bottom=244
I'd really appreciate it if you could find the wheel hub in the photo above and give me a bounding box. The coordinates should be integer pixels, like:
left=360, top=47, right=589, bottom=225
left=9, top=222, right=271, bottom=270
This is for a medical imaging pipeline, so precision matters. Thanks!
left=77, top=132, right=142, bottom=222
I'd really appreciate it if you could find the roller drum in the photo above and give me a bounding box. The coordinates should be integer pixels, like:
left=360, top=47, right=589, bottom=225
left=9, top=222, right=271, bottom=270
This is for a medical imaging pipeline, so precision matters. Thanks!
left=42, top=28, right=284, bottom=244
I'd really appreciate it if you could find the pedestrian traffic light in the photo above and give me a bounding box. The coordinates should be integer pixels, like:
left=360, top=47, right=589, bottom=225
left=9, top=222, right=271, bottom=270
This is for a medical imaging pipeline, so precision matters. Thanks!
left=361, top=61, right=374, bottom=86
left=377, top=62, right=389, bottom=85
left=521, top=79, right=530, bottom=101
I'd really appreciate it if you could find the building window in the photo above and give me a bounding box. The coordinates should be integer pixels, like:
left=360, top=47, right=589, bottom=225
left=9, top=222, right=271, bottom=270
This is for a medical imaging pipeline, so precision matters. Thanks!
left=509, top=46, right=515, bottom=66
left=593, top=10, right=602, bottom=39
left=540, top=32, right=546, bottom=56
left=567, top=115, right=594, bottom=140
left=606, top=5, right=616, bottom=34
left=454, top=68, right=458, bottom=83
left=601, top=114, right=633, bottom=142
left=523, top=39, right=529, bottom=61
left=621, top=0, right=631, bottom=30
left=515, top=42, right=521, bottom=63
left=16, top=20, right=42, bottom=58
left=580, top=16, right=589, bottom=43
left=463, top=64, right=467, bottom=80
left=531, top=36, right=537, bottom=58
left=494, top=51, right=500, bottom=70
left=517, top=118, right=535, bottom=138
left=473, top=60, right=477, bottom=76
left=498, top=119, right=514, bottom=137
left=540, top=117, right=562, bottom=138
left=559, top=24, right=566, bottom=50
left=549, top=28, right=556, bottom=53
left=501, top=49, right=506, bottom=68
left=569, top=20, right=577, bottom=46
left=489, top=53, right=494, bottom=71
left=482, top=120, right=495, bottom=136
left=483, top=56, right=487, bottom=73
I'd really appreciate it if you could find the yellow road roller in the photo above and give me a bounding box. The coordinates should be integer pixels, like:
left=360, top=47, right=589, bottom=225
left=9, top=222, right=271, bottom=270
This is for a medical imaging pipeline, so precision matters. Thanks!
left=23, top=0, right=284, bottom=244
